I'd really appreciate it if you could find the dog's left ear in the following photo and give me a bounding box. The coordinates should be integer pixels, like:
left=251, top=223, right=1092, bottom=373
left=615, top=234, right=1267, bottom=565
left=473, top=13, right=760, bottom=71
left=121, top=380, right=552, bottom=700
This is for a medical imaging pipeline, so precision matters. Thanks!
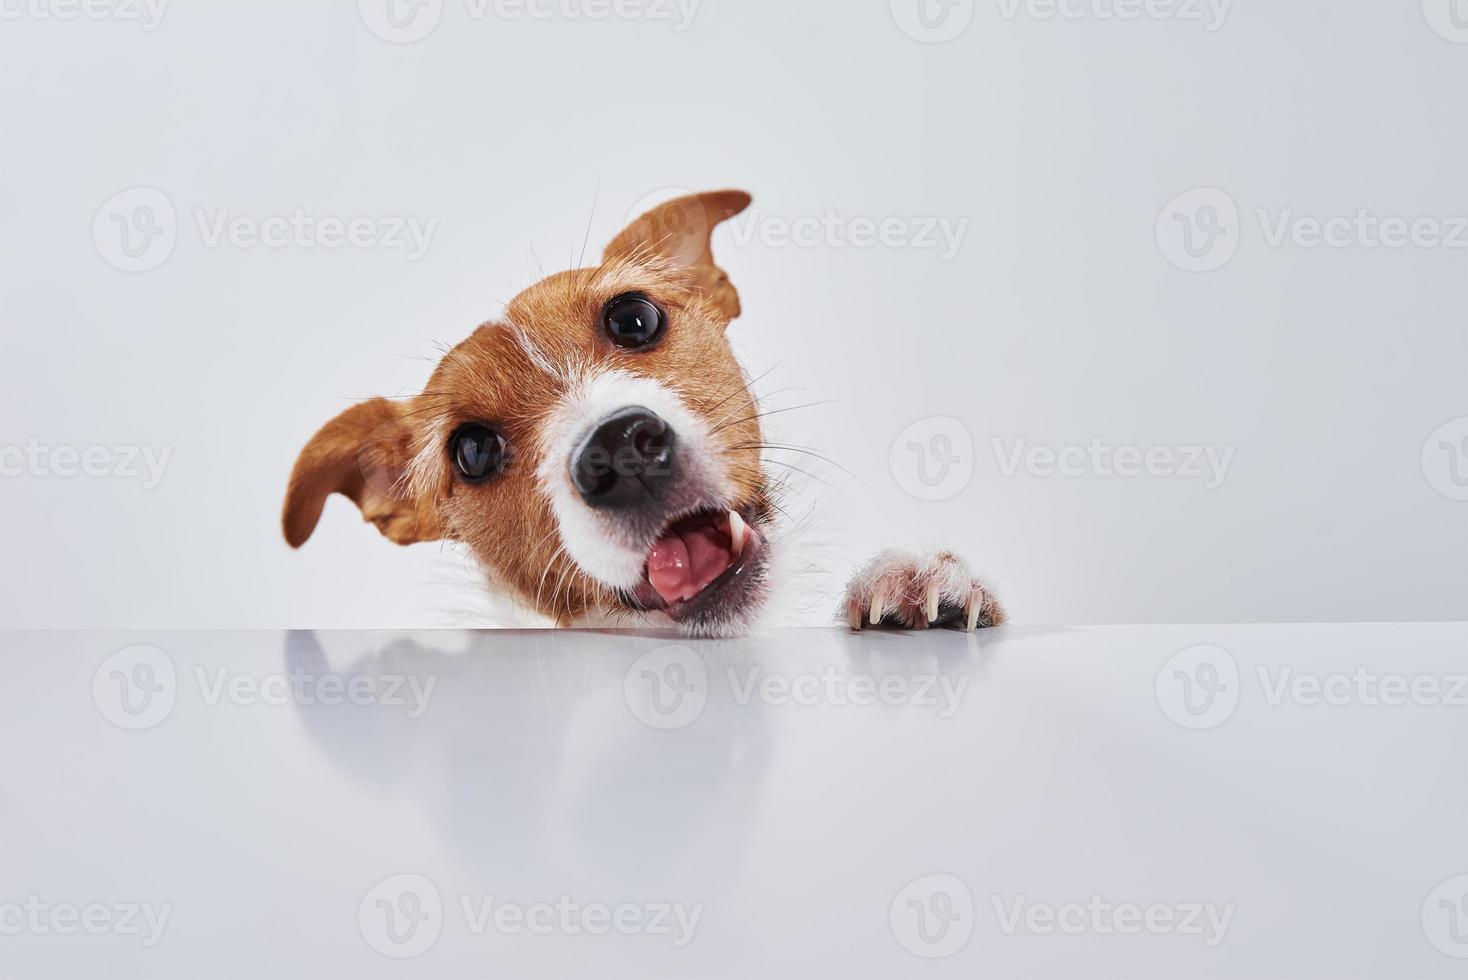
left=282, top=398, right=442, bottom=549
left=605, top=189, right=751, bottom=321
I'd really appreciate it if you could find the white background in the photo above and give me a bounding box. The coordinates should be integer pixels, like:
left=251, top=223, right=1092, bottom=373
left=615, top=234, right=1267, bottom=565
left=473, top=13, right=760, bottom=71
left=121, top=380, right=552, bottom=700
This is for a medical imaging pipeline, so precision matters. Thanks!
left=1, top=0, right=1464, bottom=627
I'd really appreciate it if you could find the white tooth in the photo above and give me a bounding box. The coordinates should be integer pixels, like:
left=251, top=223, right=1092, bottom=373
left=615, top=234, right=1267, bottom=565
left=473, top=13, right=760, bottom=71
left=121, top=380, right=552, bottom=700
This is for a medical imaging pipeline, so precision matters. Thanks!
left=728, top=510, right=746, bottom=556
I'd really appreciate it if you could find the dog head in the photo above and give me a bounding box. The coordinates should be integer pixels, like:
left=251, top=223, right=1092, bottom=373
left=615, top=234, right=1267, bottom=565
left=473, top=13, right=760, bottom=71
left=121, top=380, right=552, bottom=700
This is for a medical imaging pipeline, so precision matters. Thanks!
left=282, top=190, right=774, bottom=636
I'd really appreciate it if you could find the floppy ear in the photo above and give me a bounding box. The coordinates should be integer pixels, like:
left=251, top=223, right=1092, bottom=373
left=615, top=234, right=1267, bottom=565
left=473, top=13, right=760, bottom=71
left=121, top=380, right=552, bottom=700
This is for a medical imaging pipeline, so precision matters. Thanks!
left=282, top=398, right=442, bottom=548
left=605, top=189, right=752, bottom=321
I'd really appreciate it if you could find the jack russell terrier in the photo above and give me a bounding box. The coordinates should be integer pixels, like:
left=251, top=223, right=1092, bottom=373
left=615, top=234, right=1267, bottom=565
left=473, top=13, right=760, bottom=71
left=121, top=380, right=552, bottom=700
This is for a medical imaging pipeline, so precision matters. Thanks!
left=282, top=190, right=1005, bottom=637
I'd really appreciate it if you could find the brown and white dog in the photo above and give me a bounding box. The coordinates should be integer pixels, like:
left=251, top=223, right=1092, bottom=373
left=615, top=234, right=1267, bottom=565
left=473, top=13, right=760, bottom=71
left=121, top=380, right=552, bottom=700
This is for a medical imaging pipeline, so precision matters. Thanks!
left=281, top=190, right=1005, bottom=637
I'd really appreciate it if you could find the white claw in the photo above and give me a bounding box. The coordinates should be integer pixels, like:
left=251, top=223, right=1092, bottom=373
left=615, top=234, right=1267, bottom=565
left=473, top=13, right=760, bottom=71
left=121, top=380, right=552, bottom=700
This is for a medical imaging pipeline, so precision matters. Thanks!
left=925, top=582, right=940, bottom=623
left=965, top=591, right=982, bottom=633
left=728, top=510, right=746, bottom=556
left=869, top=588, right=888, bottom=626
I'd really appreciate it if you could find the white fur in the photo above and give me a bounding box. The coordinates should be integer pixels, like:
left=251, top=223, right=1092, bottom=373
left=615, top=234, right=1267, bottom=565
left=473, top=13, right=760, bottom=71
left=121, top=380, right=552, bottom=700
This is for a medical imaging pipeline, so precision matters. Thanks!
left=534, top=367, right=733, bottom=590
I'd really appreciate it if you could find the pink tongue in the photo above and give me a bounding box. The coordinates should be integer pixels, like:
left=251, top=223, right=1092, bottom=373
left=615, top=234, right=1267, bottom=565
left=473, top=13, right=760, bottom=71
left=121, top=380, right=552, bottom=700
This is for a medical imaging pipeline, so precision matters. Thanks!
left=646, top=524, right=734, bottom=606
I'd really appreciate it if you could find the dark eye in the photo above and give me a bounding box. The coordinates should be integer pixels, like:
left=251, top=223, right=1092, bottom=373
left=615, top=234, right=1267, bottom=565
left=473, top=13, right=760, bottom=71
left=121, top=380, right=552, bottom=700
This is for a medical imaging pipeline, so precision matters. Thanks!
left=449, top=424, right=507, bottom=484
left=603, top=294, right=664, bottom=349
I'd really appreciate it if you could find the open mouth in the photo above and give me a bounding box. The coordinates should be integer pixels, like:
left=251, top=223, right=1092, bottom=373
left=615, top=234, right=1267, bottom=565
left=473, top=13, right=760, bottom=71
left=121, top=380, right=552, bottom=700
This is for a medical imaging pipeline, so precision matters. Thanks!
left=626, top=507, right=765, bottom=623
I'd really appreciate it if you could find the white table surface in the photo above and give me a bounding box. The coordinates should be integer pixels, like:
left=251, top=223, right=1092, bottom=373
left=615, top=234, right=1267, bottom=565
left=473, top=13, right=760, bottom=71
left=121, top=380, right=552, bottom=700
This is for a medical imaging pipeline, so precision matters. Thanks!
left=4, top=624, right=1467, bottom=978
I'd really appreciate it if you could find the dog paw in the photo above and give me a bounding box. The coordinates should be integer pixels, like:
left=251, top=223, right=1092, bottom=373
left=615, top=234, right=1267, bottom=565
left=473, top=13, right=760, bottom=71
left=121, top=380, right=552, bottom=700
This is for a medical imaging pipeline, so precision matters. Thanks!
left=843, top=549, right=1005, bottom=632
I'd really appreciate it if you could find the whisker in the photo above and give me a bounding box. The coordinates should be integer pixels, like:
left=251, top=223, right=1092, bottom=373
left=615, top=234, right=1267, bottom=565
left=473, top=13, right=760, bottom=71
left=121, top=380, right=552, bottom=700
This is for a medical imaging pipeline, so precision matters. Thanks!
left=710, top=399, right=839, bottom=436
left=698, top=362, right=781, bottom=417
left=577, top=181, right=601, bottom=269
left=760, top=458, right=840, bottom=491
left=735, top=442, right=856, bottom=477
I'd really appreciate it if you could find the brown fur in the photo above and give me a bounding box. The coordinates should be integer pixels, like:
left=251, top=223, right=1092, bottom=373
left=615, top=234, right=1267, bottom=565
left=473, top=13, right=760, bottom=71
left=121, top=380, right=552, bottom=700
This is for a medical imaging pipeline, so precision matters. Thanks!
left=282, top=191, right=767, bottom=624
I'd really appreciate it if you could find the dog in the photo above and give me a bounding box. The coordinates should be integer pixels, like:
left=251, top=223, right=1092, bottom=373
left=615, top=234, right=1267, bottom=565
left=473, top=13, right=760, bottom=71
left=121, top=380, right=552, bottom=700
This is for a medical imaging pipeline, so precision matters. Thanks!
left=281, top=190, right=1005, bottom=637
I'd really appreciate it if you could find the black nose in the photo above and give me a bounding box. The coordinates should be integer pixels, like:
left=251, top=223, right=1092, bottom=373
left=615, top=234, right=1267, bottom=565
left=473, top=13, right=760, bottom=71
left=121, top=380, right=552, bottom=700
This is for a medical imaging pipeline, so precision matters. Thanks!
left=570, top=407, right=678, bottom=508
